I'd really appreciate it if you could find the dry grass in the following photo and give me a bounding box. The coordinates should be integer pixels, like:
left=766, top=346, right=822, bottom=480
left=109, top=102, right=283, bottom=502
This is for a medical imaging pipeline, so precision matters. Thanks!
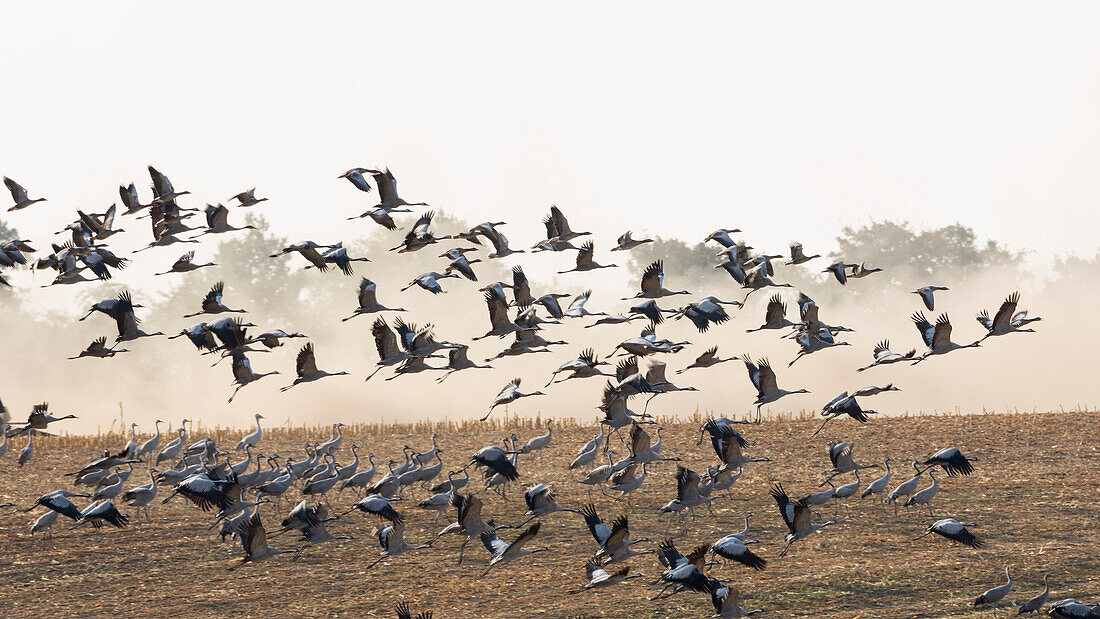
left=2, top=411, right=1099, bottom=618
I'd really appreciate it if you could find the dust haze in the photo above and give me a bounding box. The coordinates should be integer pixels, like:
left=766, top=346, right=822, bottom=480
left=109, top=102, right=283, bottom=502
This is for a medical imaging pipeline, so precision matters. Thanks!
left=0, top=209, right=1089, bottom=435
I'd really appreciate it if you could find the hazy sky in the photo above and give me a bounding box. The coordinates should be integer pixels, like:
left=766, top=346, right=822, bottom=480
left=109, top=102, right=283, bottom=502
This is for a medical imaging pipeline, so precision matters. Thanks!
left=3, top=2, right=1098, bottom=265
left=1, top=3, right=1097, bottom=432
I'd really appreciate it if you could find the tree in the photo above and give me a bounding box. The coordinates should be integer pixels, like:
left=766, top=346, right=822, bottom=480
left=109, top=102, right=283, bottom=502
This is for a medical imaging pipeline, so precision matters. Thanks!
left=0, top=217, right=16, bottom=240
left=147, top=214, right=320, bottom=328
left=0, top=217, right=19, bottom=306
left=833, top=221, right=1023, bottom=279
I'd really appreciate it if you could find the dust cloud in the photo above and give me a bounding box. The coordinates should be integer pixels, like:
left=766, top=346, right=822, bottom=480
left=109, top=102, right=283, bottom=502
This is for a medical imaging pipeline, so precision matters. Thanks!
left=0, top=217, right=1091, bottom=436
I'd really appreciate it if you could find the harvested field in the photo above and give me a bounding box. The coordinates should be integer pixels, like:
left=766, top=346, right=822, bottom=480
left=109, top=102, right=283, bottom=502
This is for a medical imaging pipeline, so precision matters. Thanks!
left=2, top=410, right=1098, bottom=618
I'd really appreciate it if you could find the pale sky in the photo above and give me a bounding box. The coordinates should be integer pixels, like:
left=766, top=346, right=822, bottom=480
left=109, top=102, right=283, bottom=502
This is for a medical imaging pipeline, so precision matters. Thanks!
left=3, top=2, right=1098, bottom=264
left=1, top=2, right=1097, bottom=431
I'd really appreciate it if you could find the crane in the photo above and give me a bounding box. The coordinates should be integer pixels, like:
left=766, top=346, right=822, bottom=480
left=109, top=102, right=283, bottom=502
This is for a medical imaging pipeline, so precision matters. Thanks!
left=913, top=517, right=982, bottom=548
left=229, top=508, right=297, bottom=570
left=746, top=294, right=797, bottom=333
left=479, top=521, right=548, bottom=577
left=611, top=230, right=653, bottom=251
left=482, top=379, right=546, bottom=421
left=911, top=312, right=980, bottom=364
left=922, top=446, right=977, bottom=476
left=977, top=292, right=1041, bottom=339
left=857, top=340, right=916, bottom=372
left=227, top=351, right=279, bottom=403
left=785, top=242, right=820, bottom=265
left=912, top=285, right=949, bottom=311
left=770, top=483, right=836, bottom=555
left=624, top=260, right=690, bottom=300
left=343, top=278, right=407, bottom=321
left=569, top=560, right=643, bottom=594
left=558, top=241, right=617, bottom=274
left=183, top=281, right=247, bottom=317
left=709, top=534, right=767, bottom=571
left=154, top=250, right=216, bottom=275
left=4, top=176, right=47, bottom=211
left=744, top=357, right=809, bottom=423
left=860, top=458, right=892, bottom=501
left=280, top=343, right=349, bottom=391
left=974, top=567, right=1013, bottom=612
left=228, top=187, right=268, bottom=207
left=1017, top=575, right=1050, bottom=614
left=676, top=346, right=738, bottom=374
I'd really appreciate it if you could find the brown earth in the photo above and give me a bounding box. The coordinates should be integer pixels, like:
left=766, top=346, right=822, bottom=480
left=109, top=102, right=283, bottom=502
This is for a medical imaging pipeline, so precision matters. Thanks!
left=1, top=411, right=1098, bottom=618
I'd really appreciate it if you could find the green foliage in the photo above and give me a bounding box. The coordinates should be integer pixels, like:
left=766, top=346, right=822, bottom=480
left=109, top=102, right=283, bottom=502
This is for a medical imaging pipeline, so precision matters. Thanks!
left=1052, top=252, right=1100, bottom=280
left=0, top=217, right=16, bottom=240
left=833, top=220, right=1023, bottom=278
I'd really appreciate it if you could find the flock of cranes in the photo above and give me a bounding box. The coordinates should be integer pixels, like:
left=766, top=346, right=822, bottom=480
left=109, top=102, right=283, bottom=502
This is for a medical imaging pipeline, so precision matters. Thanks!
left=0, top=165, right=1085, bottom=618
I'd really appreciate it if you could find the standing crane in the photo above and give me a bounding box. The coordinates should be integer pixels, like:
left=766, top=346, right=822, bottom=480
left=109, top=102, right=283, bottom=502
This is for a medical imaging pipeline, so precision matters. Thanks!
left=1017, top=575, right=1050, bottom=614
left=861, top=458, right=892, bottom=501
left=974, top=567, right=1013, bottom=612
left=236, top=414, right=264, bottom=451
left=135, top=420, right=164, bottom=458
left=122, top=469, right=160, bottom=519
left=519, top=421, right=553, bottom=456
left=18, top=434, right=33, bottom=467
